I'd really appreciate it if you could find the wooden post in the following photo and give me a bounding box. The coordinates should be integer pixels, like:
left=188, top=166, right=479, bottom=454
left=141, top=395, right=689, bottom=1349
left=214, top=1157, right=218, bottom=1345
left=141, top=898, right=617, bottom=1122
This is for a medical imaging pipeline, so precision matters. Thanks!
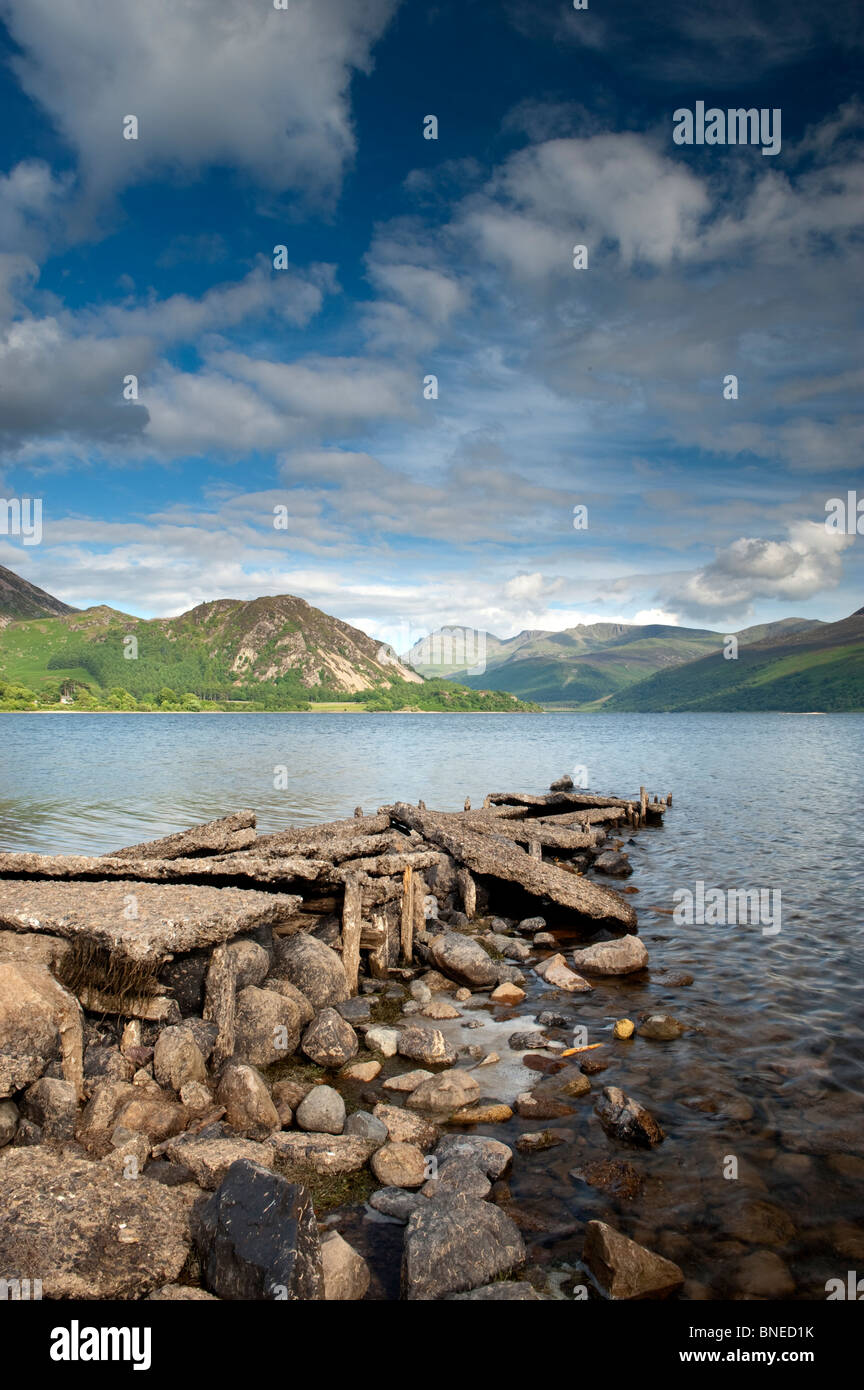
left=464, top=796, right=471, bottom=811
left=667, top=793, right=673, bottom=806
left=341, top=875, right=363, bottom=994
left=412, top=872, right=427, bottom=946
left=400, top=864, right=414, bottom=964
left=204, top=943, right=237, bottom=1069
left=640, top=786, right=647, bottom=820
left=457, top=866, right=476, bottom=919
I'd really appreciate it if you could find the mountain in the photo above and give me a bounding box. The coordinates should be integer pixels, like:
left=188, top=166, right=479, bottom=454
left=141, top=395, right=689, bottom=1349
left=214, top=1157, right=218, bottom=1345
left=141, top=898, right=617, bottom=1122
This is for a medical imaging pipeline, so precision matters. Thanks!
left=0, top=570, right=538, bottom=711
left=0, top=563, right=77, bottom=628
left=411, top=617, right=824, bottom=705
left=604, top=608, right=864, bottom=712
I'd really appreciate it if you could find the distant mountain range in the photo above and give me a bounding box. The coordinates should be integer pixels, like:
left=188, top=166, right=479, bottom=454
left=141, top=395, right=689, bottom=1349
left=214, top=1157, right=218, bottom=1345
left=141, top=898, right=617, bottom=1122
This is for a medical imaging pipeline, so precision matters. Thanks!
left=0, top=566, right=532, bottom=712
left=406, top=611, right=864, bottom=711
left=2, top=562, right=860, bottom=711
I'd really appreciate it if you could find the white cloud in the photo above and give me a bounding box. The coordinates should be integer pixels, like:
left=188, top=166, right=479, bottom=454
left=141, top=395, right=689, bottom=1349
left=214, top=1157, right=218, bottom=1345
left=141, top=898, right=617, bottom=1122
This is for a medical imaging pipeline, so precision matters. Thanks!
left=0, top=0, right=398, bottom=205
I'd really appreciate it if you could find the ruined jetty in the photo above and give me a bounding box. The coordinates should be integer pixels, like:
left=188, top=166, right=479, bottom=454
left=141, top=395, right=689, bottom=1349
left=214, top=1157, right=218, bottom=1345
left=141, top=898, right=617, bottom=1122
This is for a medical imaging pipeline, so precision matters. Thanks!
left=0, top=781, right=674, bottom=1302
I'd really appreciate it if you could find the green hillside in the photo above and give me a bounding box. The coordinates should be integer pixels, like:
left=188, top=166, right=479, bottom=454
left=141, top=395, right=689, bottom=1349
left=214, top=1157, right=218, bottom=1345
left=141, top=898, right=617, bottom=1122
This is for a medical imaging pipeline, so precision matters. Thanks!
left=0, top=578, right=539, bottom=713
left=604, top=610, right=864, bottom=711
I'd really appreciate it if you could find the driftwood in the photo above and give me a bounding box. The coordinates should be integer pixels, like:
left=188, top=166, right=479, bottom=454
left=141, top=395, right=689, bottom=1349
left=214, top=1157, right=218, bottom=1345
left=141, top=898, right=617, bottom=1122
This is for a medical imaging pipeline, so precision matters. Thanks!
left=329, top=849, right=446, bottom=881
left=108, top=810, right=257, bottom=860
left=388, top=804, right=637, bottom=929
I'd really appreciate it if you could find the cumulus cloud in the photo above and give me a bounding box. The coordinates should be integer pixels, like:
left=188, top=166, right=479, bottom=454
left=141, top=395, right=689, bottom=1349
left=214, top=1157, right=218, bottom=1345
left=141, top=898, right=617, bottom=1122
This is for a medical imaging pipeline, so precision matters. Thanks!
left=0, top=0, right=398, bottom=206
left=660, top=523, right=854, bottom=622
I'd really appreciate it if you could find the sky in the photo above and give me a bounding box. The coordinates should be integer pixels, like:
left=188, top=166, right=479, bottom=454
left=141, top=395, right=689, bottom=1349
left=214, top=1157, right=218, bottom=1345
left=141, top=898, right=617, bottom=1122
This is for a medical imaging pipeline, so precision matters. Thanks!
left=0, top=0, right=861, bottom=650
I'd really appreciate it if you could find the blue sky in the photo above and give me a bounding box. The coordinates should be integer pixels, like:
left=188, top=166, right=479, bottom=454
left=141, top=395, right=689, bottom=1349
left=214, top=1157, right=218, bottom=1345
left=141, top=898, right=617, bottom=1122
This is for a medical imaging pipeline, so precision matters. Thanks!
left=0, top=0, right=861, bottom=648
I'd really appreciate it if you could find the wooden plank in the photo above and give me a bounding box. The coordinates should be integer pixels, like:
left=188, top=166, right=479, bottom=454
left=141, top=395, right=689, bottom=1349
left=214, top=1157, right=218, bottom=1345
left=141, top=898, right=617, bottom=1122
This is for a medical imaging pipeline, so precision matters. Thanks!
left=400, top=865, right=414, bottom=963
left=341, top=875, right=363, bottom=995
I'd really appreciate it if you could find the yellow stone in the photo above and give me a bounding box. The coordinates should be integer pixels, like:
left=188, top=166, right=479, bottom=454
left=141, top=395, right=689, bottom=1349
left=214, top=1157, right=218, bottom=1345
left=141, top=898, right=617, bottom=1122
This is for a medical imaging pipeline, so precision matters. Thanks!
left=451, top=1102, right=513, bottom=1125
left=613, top=1018, right=635, bottom=1040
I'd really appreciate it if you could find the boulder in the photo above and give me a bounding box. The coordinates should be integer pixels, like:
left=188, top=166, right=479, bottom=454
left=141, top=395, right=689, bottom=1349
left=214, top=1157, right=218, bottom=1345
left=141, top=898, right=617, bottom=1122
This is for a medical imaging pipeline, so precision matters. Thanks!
left=583, top=1220, right=683, bottom=1299
left=226, top=939, right=270, bottom=990
left=0, top=962, right=83, bottom=1098
left=364, top=1026, right=400, bottom=1057
left=164, top=1134, right=274, bottom=1189
left=272, top=934, right=349, bottom=1010
left=639, top=1014, right=685, bottom=1041
left=113, top=1091, right=188, bottom=1146
left=301, top=1009, right=358, bottom=1069
left=373, top=1103, right=439, bottom=1151
left=21, top=1078, right=78, bottom=1141
left=0, top=1099, right=18, bottom=1147
left=397, top=1025, right=456, bottom=1067
left=382, top=1069, right=433, bottom=1093
left=233, top=986, right=304, bottom=1067
left=296, top=1085, right=345, bottom=1136
left=571, top=935, right=648, bottom=976
left=368, top=1187, right=424, bottom=1222
left=320, top=1230, right=370, bottom=1300
left=340, top=1059, right=381, bottom=1082
left=534, top=954, right=593, bottom=994
left=595, top=1086, right=664, bottom=1147
left=428, top=932, right=498, bottom=988
left=592, top=850, right=633, bottom=877
left=448, top=1281, right=547, bottom=1300
left=153, top=1025, right=207, bottom=1092
left=371, top=1141, right=427, bottom=1189
left=424, top=1155, right=491, bottom=1199
left=344, top=1110, right=388, bottom=1146
left=0, top=1146, right=191, bottom=1298
left=490, top=982, right=526, bottom=1005
left=402, top=1193, right=526, bottom=1300
left=193, top=1159, right=324, bottom=1299
left=433, top=1134, right=512, bottom=1180
left=261, top=977, right=314, bottom=1025
left=406, top=1069, right=480, bottom=1116
left=268, top=1132, right=377, bottom=1175
left=216, top=1063, right=279, bottom=1139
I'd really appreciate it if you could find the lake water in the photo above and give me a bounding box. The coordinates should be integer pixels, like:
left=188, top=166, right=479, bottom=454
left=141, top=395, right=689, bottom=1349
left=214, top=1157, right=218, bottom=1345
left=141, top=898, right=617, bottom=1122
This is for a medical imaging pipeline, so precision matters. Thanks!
left=1, top=710, right=863, bottom=1298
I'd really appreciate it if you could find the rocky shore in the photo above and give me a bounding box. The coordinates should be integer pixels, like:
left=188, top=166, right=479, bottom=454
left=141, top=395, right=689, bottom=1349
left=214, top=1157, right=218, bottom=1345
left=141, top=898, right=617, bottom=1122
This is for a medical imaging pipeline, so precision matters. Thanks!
left=0, top=780, right=692, bottom=1302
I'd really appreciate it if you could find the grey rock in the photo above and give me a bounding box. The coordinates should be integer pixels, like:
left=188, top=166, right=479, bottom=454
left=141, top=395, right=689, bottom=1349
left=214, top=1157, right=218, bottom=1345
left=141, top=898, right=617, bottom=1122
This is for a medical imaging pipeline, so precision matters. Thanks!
left=571, top=935, right=648, bottom=976
left=344, top=1110, right=388, bottom=1146
left=433, top=1134, right=513, bottom=1180
left=368, top=1187, right=424, bottom=1222
left=233, top=986, right=304, bottom=1067
left=216, top=1062, right=279, bottom=1139
left=428, top=932, right=498, bottom=989
left=402, top=1193, right=526, bottom=1300
left=153, top=1025, right=207, bottom=1092
left=301, top=1009, right=358, bottom=1069
left=296, top=1085, right=346, bottom=1136
left=193, top=1159, right=324, bottom=1300
left=397, top=1025, right=456, bottom=1067
left=272, top=934, right=349, bottom=1010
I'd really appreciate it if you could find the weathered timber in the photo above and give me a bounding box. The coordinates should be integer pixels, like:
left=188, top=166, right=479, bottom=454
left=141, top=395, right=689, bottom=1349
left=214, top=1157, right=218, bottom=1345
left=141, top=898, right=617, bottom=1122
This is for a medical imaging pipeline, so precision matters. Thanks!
left=204, top=943, right=237, bottom=1069
left=401, top=865, right=414, bottom=963
left=108, top=810, right=256, bottom=860
left=388, top=805, right=637, bottom=929
left=457, top=867, right=476, bottom=919
left=341, top=875, right=363, bottom=995
left=0, top=851, right=324, bottom=887
left=0, top=880, right=301, bottom=963
left=330, top=849, right=446, bottom=881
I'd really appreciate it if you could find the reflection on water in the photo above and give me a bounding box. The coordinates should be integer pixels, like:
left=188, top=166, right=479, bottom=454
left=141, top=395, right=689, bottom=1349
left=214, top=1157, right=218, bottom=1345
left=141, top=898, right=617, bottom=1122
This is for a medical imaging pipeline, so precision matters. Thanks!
left=1, top=711, right=863, bottom=1296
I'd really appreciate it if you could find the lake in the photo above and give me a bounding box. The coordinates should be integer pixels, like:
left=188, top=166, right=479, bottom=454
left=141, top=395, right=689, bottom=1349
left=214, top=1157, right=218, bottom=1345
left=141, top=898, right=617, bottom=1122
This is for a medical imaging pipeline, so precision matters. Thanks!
left=1, top=710, right=863, bottom=1297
